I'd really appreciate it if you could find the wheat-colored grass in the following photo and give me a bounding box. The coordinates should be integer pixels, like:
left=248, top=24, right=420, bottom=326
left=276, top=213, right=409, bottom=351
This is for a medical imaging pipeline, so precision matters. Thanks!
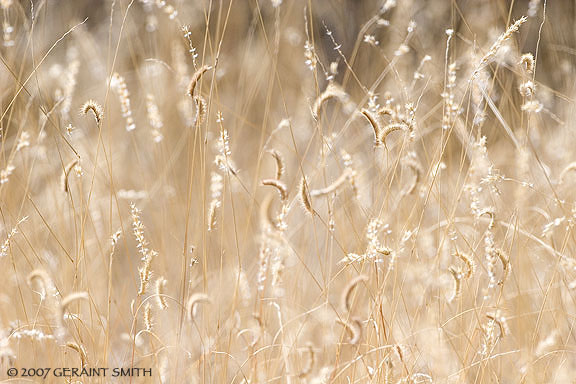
left=1, top=1, right=575, bottom=383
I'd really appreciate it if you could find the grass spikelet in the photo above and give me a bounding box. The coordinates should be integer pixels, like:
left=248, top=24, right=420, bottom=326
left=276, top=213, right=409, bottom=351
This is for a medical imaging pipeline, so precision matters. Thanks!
left=237, top=328, right=260, bottom=349
left=207, top=199, right=220, bottom=231
left=312, top=82, right=347, bottom=120
left=110, top=73, right=135, bottom=131
left=298, top=343, right=315, bottom=378
left=0, top=216, right=26, bottom=258
left=394, top=344, right=405, bottom=363
left=454, top=251, right=476, bottom=279
left=143, top=303, right=153, bottom=331
left=0, top=163, right=15, bottom=185
left=66, top=342, right=88, bottom=368
left=486, top=313, right=507, bottom=338
left=384, top=357, right=394, bottom=384
left=193, top=95, right=207, bottom=126
left=138, top=256, right=154, bottom=296
left=559, top=162, right=576, bottom=183
left=157, top=0, right=178, bottom=19
left=521, top=100, right=543, bottom=113
left=528, top=0, right=541, bottom=17
left=340, top=150, right=359, bottom=198
left=60, top=51, right=80, bottom=119
left=341, top=274, right=368, bottom=313
left=535, top=331, right=559, bottom=357
left=361, top=108, right=381, bottom=146
left=310, top=169, right=351, bottom=197
left=442, top=62, right=458, bottom=130
left=156, top=277, right=168, bottom=310
left=336, top=317, right=362, bottom=345
left=478, top=17, right=527, bottom=69
left=261, top=178, right=288, bottom=201
left=267, top=149, right=285, bottom=180
left=481, top=318, right=496, bottom=355
left=237, top=268, right=252, bottom=306
left=519, top=53, right=535, bottom=74
left=186, top=293, right=211, bottom=321
left=448, top=266, right=462, bottom=302
left=62, top=159, right=79, bottom=193
left=81, top=100, right=103, bottom=124
left=187, top=65, right=212, bottom=96
left=27, top=269, right=53, bottom=298
left=480, top=312, right=508, bottom=355
left=401, top=153, right=422, bottom=195
left=16, top=131, right=30, bottom=151
left=518, top=81, right=535, bottom=97
left=378, top=105, right=396, bottom=117
left=479, top=207, right=496, bottom=229
left=299, top=177, right=313, bottom=215
left=207, top=171, right=223, bottom=231
left=494, top=248, right=510, bottom=285
left=379, top=123, right=406, bottom=147
left=131, top=203, right=157, bottom=295
left=59, top=292, right=89, bottom=321
left=146, top=93, right=164, bottom=142
left=259, top=193, right=276, bottom=229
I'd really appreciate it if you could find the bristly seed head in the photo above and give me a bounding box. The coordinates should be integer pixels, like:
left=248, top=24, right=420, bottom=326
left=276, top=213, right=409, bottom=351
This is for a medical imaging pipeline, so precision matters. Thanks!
left=299, top=177, right=313, bottom=215
left=81, top=100, right=103, bottom=124
left=187, top=65, right=212, bottom=97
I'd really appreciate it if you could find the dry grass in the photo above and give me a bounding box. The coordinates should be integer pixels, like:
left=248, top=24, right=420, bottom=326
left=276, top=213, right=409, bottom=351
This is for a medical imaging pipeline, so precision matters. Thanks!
left=1, top=0, right=576, bottom=382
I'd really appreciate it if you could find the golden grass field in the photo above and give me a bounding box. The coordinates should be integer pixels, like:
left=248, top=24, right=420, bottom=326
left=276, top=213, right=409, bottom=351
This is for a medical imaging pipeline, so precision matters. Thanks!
left=1, top=0, right=576, bottom=382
